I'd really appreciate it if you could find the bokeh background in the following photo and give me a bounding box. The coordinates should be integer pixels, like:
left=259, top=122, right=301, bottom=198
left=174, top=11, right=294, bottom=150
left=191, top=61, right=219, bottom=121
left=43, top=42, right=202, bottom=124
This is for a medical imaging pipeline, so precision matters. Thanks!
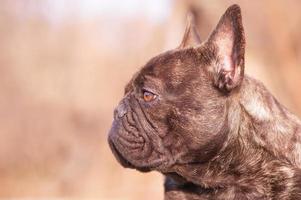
left=1, top=0, right=301, bottom=199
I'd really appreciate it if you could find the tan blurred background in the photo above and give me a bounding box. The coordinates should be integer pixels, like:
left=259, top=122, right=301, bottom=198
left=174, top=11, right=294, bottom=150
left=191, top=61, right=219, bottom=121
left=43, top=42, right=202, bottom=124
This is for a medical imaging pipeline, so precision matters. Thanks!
left=0, top=0, right=301, bottom=199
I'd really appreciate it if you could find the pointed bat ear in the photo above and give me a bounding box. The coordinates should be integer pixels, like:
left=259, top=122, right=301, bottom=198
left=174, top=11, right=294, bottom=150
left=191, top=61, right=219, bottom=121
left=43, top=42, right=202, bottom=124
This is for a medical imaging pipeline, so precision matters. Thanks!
left=206, top=4, right=245, bottom=92
left=178, top=11, right=202, bottom=48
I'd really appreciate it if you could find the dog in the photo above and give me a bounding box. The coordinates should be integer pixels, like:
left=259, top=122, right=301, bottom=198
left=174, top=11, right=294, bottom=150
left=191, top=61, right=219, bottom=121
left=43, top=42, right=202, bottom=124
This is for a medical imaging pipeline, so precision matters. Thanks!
left=108, top=4, right=301, bottom=199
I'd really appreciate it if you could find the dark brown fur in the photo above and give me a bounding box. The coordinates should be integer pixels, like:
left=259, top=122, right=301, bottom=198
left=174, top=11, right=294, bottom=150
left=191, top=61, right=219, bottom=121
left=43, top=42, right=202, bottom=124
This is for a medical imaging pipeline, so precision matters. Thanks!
left=108, top=4, right=301, bottom=199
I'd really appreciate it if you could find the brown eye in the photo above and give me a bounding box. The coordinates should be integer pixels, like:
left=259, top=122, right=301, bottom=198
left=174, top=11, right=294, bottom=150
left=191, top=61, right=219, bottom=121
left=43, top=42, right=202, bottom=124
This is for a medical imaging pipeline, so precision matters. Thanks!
left=143, top=91, right=157, bottom=102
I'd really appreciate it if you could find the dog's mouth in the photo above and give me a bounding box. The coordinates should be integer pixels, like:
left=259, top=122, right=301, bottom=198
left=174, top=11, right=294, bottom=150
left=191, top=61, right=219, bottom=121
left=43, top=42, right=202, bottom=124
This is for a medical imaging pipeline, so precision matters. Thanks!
left=109, top=139, right=135, bottom=168
left=108, top=138, right=152, bottom=172
left=108, top=103, right=172, bottom=172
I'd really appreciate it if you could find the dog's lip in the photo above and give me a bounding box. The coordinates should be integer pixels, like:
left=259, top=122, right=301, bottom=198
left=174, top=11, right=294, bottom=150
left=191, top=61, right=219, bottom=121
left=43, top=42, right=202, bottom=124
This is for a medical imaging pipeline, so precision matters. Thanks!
left=110, top=140, right=152, bottom=172
left=109, top=138, right=157, bottom=172
left=109, top=139, right=135, bottom=168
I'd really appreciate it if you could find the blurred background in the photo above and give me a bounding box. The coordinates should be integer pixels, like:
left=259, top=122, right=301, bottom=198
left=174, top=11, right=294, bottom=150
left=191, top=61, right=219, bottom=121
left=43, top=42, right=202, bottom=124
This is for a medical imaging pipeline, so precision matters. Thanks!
left=0, top=0, right=301, bottom=199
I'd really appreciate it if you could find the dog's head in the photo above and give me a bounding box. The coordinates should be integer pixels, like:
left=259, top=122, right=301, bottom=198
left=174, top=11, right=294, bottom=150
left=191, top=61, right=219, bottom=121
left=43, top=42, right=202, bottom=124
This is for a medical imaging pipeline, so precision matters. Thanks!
left=108, top=5, right=245, bottom=173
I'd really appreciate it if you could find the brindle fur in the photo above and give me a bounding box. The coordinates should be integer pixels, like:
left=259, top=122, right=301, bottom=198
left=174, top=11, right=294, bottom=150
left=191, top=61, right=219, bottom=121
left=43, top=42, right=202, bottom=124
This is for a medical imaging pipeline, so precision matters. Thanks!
left=108, top=4, right=301, bottom=199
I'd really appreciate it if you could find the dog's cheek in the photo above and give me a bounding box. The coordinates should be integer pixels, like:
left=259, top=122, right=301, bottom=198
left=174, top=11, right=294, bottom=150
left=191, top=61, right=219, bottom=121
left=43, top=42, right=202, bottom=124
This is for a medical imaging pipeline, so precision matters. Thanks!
left=143, top=102, right=172, bottom=134
left=163, top=131, right=189, bottom=160
left=168, top=100, right=226, bottom=149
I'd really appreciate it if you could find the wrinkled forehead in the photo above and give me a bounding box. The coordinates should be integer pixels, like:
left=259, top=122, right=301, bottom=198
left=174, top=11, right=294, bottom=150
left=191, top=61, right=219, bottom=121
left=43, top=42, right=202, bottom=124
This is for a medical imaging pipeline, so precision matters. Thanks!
left=134, top=48, right=201, bottom=85
left=124, top=45, right=214, bottom=94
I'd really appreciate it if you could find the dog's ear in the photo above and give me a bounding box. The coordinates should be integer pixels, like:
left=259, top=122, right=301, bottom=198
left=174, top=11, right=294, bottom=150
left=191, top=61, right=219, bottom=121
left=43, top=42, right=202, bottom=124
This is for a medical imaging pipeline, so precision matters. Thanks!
left=179, top=12, right=201, bottom=48
left=206, top=4, right=245, bottom=92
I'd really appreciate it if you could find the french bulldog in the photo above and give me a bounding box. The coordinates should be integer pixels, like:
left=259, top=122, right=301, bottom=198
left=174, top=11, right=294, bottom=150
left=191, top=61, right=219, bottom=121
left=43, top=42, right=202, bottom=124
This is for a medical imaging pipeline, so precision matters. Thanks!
left=108, top=4, right=301, bottom=200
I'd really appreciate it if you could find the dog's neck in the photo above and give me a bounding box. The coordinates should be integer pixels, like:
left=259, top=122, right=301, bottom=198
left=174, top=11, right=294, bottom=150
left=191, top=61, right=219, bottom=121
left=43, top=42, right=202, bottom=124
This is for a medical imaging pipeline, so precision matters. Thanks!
left=239, top=75, right=301, bottom=167
left=171, top=75, right=301, bottom=190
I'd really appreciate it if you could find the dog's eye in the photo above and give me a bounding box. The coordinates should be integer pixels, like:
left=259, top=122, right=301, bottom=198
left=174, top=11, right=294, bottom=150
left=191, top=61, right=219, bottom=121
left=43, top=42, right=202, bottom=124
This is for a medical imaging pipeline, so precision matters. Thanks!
left=143, top=91, right=157, bottom=102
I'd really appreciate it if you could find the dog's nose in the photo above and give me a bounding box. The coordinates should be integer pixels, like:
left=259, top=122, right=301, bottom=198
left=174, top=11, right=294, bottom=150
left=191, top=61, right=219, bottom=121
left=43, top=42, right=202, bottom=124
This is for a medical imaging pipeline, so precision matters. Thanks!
left=114, top=100, right=127, bottom=119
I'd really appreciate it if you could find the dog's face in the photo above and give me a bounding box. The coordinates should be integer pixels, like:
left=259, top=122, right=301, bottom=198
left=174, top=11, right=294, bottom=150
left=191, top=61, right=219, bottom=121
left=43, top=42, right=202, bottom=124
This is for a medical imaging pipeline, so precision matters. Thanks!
left=108, top=5, right=245, bottom=173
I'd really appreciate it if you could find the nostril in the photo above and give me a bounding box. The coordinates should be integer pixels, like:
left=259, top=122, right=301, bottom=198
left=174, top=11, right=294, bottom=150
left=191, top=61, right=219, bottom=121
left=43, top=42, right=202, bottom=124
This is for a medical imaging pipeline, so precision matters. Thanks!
left=117, top=102, right=127, bottom=117
left=114, top=101, right=127, bottom=119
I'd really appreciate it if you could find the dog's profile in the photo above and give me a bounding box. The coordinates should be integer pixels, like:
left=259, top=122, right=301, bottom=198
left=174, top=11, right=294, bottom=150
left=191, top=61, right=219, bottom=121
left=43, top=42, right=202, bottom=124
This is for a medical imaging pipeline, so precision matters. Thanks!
left=108, top=4, right=301, bottom=199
